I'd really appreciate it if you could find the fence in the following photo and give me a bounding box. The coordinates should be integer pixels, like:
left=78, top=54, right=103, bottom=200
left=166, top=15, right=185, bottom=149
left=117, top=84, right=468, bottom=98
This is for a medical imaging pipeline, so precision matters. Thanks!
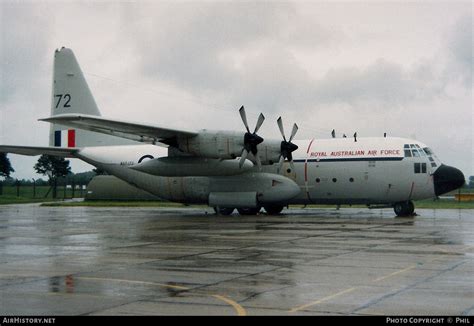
left=0, top=179, right=87, bottom=199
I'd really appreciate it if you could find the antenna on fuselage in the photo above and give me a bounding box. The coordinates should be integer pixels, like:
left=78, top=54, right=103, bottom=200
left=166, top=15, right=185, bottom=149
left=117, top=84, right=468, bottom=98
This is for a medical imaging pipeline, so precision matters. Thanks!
left=331, top=129, right=336, bottom=138
left=353, top=132, right=357, bottom=142
left=384, top=132, right=387, bottom=138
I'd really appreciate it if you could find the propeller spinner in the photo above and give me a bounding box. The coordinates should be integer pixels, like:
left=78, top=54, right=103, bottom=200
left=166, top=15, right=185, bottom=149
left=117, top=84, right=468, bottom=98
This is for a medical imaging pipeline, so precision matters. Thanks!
left=277, top=117, right=299, bottom=173
left=239, top=106, right=265, bottom=170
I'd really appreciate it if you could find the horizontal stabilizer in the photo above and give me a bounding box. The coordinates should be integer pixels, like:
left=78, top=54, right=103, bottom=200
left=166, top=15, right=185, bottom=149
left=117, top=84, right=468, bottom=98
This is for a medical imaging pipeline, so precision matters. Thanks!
left=41, top=114, right=198, bottom=145
left=0, top=145, right=78, bottom=157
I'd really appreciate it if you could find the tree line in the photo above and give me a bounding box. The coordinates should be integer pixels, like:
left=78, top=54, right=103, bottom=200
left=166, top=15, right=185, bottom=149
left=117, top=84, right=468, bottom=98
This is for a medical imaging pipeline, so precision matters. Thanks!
left=0, top=153, right=104, bottom=198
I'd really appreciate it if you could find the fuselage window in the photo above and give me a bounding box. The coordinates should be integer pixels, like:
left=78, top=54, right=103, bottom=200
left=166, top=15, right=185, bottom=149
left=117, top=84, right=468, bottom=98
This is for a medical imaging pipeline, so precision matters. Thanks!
left=414, top=163, right=421, bottom=173
left=421, top=163, right=427, bottom=173
left=412, top=150, right=420, bottom=157
left=404, top=150, right=412, bottom=157
left=316, top=178, right=321, bottom=183
left=332, top=178, right=337, bottom=183
left=414, top=163, right=427, bottom=174
left=431, top=162, right=437, bottom=167
left=349, top=177, right=354, bottom=182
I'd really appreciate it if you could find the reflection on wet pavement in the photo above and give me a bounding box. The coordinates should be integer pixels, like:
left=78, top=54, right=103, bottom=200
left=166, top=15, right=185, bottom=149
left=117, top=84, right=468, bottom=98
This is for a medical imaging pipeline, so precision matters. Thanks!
left=0, top=205, right=472, bottom=315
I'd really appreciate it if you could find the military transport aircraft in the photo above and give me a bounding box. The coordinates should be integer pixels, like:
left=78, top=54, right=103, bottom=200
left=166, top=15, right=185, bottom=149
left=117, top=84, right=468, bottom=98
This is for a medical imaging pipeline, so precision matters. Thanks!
left=0, top=48, right=465, bottom=216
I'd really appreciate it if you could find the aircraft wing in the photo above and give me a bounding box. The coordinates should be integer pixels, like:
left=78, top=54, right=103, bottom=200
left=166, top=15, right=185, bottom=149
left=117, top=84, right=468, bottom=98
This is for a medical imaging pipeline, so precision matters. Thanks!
left=0, top=145, right=78, bottom=157
left=40, top=114, right=198, bottom=145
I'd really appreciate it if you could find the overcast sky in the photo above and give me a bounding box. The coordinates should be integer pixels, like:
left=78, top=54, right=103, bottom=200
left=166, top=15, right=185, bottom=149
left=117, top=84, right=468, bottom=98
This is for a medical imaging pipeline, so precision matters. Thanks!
left=0, top=0, right=472, bottom=180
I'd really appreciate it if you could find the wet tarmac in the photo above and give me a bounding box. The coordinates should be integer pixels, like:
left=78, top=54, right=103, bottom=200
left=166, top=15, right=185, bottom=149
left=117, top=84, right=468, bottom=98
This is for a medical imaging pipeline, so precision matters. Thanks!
left=0, top=205, right=472, bottom=316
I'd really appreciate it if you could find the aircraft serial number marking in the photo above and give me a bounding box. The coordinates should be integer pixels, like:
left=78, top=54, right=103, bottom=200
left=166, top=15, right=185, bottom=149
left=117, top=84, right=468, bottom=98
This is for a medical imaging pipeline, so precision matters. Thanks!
left=120, top=161, right=135, bottom=166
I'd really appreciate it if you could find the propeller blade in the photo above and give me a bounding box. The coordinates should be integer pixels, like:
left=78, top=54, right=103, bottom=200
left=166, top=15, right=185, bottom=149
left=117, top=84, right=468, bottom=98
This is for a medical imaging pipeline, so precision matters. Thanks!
left=239, top=149, right=249, bottom=168
left=254, top=113, right=265, bottom=134
left=278, top=155, right=285, bottom=173
left=289, top=123, right=299, bottom=142
left=255, top=154, right=262, bottom=171
left=277, top=117, right=286, bottom=142
left=239, top=106, right=250, bottom=133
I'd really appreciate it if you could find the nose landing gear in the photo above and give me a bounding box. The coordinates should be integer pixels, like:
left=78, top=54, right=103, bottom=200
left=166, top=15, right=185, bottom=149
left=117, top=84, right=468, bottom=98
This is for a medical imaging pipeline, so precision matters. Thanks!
left=393, top=201, right=415, bottom=217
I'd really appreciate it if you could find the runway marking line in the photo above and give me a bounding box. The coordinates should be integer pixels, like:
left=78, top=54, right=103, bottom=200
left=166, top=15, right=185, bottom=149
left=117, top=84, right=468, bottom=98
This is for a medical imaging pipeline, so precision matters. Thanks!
left=212, top=295, right=247, bottom=316
left=77, top=277, right=246, bottom=316
left=289, top=243, right=471, bottom=313
left=289, top=287, right=357, bottom=313
left=373, top=264, right=417, bottom=283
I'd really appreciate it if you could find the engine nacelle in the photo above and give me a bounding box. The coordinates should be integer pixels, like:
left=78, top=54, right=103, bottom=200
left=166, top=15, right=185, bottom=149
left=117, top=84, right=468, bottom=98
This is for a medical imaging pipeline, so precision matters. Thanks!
left=130, top=156, right=254, bottom=177
left=176, top=130, right=281, bottom=165
left=177, top=131, right=242, bottom=159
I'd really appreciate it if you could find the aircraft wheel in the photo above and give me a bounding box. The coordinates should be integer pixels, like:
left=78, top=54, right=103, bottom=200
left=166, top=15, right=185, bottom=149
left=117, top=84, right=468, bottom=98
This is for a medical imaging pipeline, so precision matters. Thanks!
left=406, top=201, right=415, bottom=215
left=237, top=207, right=261, bottom=215
left=264, top=205, right=284, bottom=215
left=393, top=201, right=415, bottom=217
left=214, top=207, right=235, bottom=216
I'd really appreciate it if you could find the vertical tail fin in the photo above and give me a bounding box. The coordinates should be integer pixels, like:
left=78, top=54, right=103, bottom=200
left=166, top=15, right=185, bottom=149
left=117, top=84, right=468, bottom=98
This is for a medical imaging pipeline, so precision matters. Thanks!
left=49, top=47, right=131, bottom=147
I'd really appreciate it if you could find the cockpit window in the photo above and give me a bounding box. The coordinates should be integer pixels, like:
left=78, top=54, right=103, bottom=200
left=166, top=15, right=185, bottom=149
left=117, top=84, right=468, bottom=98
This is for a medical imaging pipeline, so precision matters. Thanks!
left=423, top=147, right=433, bottom=155
left=405, top=144, right=434, bottom=158
left=423, top=147, right=438, bottom=167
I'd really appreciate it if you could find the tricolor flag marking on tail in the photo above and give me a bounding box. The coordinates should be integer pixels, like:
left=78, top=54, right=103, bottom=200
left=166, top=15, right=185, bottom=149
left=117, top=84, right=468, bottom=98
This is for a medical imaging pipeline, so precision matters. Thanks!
left=54, top=130, right=76, bottom=147
left=68, top=129, right=76, bottom=147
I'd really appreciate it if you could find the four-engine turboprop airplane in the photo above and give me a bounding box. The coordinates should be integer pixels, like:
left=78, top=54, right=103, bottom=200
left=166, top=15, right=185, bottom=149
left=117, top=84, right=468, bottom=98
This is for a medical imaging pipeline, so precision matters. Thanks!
left=0, top=48, right=466, bottom=216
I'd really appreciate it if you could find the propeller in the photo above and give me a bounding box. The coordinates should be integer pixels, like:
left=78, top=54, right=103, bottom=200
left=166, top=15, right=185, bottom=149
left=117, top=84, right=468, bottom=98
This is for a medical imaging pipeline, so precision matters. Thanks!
left=239, top=106, right=265, bottom=170
left=277, top=117, right=299, bottom=173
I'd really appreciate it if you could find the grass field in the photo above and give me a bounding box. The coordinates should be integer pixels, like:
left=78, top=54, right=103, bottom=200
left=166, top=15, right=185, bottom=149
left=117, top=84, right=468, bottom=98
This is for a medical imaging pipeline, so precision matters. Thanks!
left=1, top=185, right=473, bottom=209
left=414, top=198, right=474, bottom=209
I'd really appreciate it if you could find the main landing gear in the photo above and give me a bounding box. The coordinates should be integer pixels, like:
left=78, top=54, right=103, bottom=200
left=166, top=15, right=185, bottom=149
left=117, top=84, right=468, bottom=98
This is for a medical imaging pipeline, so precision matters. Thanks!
left=393, top=200, right=415, bottom=217
left=214, top=205, right=285, bottom=216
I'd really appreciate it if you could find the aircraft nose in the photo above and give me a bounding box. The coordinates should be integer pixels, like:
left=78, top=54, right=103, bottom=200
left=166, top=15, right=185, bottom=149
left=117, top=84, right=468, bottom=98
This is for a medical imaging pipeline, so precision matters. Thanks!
left=433, top=164, right=465, bottom=196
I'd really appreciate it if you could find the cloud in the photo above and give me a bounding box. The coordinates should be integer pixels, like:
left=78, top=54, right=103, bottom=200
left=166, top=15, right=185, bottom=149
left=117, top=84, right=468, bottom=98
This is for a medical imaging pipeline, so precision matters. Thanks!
left=0, top=3, right=52, bottom=147
left=126, top=2, right=342, bottom=95
left=124, top=2, right=468, bottom=117
left=0, top=4, right=51, bottom=103
left=311, top=57, right=452, bottom=109
left=125, top=2, right=287, bottom=91
left=445, top=14, right=473, bottom=87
